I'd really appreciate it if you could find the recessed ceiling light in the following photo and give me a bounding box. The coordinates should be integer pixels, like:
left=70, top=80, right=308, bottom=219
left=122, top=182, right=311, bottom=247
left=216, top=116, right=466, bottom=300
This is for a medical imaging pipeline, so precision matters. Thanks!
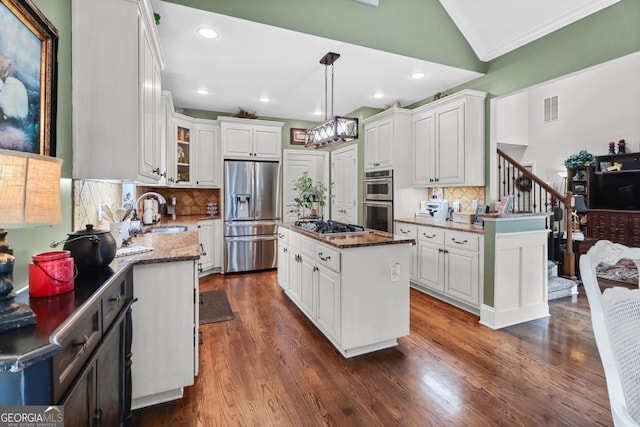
left=373, top=92, right=385, bottom=99
left=196, top=88, right=209, bottom=95
left=259, top=96, right=270, bottom=103
left=197, top=27, right=218, bottom=39
left=411, top=72, right=425, bottom=79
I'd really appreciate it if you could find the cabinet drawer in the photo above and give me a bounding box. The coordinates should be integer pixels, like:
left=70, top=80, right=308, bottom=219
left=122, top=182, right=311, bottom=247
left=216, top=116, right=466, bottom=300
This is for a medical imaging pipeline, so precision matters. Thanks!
left=445, top=231, right=479, bottom=252
left=102, top=275, right=128, bottom=333
left=395, top=223, right=417, bottom=239
left=315, top=245, right=341, bottom=273
left=299, top=235, right=316, bottom=257
left=417, top=226, right=444, bottom=244
left=52, top=301, right=102, bottom=402
left=277, top=227, right=289, bottom=244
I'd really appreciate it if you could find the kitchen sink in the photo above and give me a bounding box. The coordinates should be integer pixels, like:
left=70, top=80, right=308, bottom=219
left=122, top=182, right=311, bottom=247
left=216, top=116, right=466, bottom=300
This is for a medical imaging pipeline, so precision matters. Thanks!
left=145, top=225, right=188, bottom=234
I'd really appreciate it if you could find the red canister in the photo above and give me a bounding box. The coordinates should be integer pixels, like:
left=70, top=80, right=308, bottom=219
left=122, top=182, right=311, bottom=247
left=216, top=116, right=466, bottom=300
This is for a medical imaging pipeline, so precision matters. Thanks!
left=29, top=251, right=75, bottom=297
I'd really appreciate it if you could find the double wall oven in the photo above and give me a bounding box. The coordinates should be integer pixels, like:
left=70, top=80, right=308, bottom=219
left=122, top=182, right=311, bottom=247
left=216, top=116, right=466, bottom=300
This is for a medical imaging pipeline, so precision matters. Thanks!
left=363, top=170, right=393, bottom=233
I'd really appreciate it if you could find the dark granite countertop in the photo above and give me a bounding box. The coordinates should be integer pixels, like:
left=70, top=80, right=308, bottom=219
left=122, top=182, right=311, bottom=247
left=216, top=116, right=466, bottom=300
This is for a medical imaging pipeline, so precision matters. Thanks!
left=280, top=222, right=414, bottom=248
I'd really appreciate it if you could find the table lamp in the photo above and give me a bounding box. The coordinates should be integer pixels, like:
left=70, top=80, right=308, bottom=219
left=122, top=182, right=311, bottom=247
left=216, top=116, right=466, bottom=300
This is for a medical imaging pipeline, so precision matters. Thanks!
left=571, top=195, right=588, bottom=232
left=0, top=149, right=62, bottom=332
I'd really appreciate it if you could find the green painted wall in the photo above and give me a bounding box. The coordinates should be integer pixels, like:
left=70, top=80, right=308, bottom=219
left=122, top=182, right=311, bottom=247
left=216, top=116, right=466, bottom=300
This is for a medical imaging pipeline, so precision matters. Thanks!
left=9, top=0, right=73, bottom=291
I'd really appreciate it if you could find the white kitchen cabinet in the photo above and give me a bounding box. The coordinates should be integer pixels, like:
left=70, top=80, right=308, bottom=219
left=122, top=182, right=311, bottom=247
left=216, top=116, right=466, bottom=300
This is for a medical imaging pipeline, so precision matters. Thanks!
left=219, top=117, right=284, bottom=160
left=417, top=227, right=445, bottom=293
left=363, top=108, right=412, bottom=172
left=72, top=0, right=165, bottom=182
left=278, top=226, right=410, bottom=358
left=131, top=260, right=198, bottom=409
left=168, top=115, right=220, bottom=188
left=197, top=219, right=222, bottom=276
left=277, top=228, right=289, bottom=290
left=411, top=223, right=483, bottom=314
left=394, top=222, right=418, bottom=281
left=172, top=114, right=193, bottom=185
left=193, top=120, right=221, bottom=187
left=160, top=91, right=175, bottom=185
left=412, top=90, right=487, bottom=187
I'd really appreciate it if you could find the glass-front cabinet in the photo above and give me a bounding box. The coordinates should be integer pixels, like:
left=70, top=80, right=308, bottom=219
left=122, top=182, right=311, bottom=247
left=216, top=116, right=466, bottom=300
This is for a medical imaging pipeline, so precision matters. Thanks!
left=173, top=114, right=192, bottom=185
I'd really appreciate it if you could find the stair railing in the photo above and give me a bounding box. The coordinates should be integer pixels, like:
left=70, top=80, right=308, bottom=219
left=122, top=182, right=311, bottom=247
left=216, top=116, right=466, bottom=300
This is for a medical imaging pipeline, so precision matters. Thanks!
left=497, top=149, right=576, bottom=279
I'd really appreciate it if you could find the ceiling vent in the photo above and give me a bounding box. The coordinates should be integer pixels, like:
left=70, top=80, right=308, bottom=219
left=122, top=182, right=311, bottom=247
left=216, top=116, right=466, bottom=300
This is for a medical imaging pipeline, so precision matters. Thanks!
left=544, top=96, right=558, bottom=122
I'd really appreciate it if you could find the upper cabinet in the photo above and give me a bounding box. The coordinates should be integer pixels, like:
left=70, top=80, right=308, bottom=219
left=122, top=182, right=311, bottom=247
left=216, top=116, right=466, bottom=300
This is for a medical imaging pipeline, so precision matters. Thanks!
left=363, top=108, right=412, bottom=172
left=169, top=113, right=220, bottom=188
left=219, top=117, right=284, bottom=161
left=72, top=0, right=166, bottom=182
left=412, top=90, right=487, bottom=187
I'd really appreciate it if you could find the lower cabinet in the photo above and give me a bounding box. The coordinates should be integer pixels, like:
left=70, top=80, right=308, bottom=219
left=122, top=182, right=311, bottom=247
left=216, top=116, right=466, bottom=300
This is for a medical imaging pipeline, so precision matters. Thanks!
left=394, top=223, right=418, bottom=281
left=131, top=260, right=198, bottom=409
left=61, top=307, right=129, bottom=426
left=587, top=209, right=640, bottom=247
left=277, top=226, right=410, bottom=358
left=399, top=221, right=483, bottom=314
left=277, top=228, right=289, bottom=290
left=197, top=219, right=222, bottom=276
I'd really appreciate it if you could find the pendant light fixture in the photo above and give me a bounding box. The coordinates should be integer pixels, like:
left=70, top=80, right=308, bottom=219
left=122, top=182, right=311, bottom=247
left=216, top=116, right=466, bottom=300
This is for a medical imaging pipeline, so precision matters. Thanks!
left=306, top=52, right=358, bottom=148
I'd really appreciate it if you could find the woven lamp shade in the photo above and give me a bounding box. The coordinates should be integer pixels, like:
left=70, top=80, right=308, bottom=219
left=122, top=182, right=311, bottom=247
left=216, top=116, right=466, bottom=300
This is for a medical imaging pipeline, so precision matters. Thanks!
left=0, top=149, right=62, bottom=228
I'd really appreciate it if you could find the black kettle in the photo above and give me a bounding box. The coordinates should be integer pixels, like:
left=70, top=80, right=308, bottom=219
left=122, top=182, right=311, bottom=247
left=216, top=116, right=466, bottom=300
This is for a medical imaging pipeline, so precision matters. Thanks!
left=51, top=224, right=117, bottom=270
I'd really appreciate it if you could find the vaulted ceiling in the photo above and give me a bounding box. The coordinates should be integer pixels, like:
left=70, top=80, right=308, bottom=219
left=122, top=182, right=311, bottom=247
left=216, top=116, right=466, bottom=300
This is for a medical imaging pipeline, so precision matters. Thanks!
left=152, top=0, right=620, bottom=121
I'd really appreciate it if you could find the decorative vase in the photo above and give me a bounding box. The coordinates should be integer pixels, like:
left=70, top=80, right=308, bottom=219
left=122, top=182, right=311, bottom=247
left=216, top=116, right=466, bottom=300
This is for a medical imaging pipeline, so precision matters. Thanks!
left=608, top=141, right=616, bottom=155
left=618, top=139, right=626, bottom=154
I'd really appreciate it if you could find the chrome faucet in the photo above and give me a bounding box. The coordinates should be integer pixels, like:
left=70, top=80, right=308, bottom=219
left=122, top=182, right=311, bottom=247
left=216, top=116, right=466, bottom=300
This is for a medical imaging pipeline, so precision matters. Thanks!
left=134, top=192, right=167, bottom=222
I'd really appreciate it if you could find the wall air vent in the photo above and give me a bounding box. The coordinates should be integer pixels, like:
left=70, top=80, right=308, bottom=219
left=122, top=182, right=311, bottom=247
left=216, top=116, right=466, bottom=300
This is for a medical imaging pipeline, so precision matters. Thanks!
left=544, top=95, right=558, bottom=122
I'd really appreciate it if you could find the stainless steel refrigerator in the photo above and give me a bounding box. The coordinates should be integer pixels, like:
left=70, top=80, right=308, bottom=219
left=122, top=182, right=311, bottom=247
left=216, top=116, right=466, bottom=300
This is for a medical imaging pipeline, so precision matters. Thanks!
left=224, top=160, right=280, bottom=273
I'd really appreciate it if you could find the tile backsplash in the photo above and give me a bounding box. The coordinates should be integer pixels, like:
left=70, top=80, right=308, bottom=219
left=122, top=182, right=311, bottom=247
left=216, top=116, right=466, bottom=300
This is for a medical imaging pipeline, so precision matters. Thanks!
left=431, top=186, right=486, bottom=212
left=73, top=181, right=221, bottom=230
left=73, top=180, right=122, bottom=230
left=135, top=186, right=220, bottom=217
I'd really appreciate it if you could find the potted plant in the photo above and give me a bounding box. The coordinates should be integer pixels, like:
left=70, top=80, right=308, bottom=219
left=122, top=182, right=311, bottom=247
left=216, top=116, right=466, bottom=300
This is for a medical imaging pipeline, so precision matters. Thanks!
left=292, top=172, right=330, bottom=219
left=234, top=108, right=257, bottom=119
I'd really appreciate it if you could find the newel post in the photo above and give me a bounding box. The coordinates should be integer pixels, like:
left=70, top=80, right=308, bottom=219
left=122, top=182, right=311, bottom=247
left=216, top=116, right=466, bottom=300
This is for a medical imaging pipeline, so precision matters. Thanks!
left=563, top=193, right=576, bottom=279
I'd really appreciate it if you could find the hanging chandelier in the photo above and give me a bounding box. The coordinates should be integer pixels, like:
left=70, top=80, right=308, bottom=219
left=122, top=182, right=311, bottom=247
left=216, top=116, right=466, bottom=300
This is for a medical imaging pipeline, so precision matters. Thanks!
left=306, top=52, right=358, bottom=148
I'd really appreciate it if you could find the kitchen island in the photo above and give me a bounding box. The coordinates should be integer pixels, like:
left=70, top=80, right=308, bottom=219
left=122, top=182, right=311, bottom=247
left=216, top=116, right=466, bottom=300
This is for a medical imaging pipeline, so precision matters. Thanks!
left=277, top=223, right=414, bottom=358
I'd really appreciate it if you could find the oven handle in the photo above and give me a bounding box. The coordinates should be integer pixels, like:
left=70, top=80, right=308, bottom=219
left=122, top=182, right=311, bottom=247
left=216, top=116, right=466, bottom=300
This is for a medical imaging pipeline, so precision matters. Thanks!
left=363, top=200, right=393, bottom=207
left=364, top=177, right=393, bottom=185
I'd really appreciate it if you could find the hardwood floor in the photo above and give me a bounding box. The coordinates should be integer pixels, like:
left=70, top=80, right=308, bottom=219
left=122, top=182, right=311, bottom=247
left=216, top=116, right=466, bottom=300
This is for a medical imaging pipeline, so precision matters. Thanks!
left=132, top=271, right=612, bottom=426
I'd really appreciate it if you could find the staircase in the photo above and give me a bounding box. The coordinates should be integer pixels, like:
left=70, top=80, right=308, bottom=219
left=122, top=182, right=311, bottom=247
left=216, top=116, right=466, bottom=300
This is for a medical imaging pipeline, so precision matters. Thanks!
left=497, top=149, right=580, bottom=296
left=548, top=261, right=579, bottom=301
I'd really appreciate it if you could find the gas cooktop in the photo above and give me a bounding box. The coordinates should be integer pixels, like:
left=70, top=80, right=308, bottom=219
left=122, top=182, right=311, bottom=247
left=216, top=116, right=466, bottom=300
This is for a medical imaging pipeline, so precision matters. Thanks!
left=293, top=220, right=369, bottom=236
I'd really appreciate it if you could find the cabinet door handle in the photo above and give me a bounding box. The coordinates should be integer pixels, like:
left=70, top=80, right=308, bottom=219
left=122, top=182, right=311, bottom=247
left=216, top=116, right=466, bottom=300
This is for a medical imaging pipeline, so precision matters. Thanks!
left=152, top=167, right=161, bottom=175
left=74, top=334, right=90, bottom=353
left=110, top=294, right=122, bottom=308
left=200, top=243, right=207, bottom=256
left=278, top=233, right=285, bottom=238
left=451, top=238, right=468, bottom=245
left=400, top=229, right=411, bottom=234
left=318, top=253, right=331, bottom=261
left=422, top=233, right=436, bottom=239
left=198, top=330, right=203, bottom=346
left=438, top=248, right=444, bottom=253
left=283, top=247, right=288, bottom=253
left=313, top=266, right=319, bottom=272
